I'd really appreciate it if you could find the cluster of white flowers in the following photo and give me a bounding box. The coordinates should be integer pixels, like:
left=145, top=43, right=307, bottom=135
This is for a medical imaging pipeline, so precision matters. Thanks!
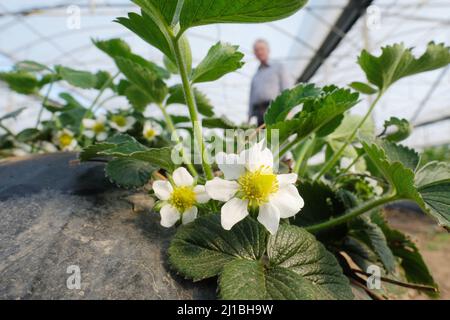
left=153, top=140, right=305, bottom=235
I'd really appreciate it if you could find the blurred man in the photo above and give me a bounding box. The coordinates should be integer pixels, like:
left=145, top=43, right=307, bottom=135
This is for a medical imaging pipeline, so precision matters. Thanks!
left=249, top=39, right=291, bottom=126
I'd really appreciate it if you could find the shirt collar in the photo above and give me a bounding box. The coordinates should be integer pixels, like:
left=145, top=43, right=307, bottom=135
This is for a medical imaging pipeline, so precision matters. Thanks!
left=259, top=60, right=271, bottom=69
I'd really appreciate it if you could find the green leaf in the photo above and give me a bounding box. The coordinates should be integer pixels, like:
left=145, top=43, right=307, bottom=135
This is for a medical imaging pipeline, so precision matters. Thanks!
left=79, top=134, right=138, bottom=161
left=94, top=38, right=170, bottom=79
left=358, top=42, right=450, bottom=91
left=178, top=0, right=308, bottom=30
left=293, top=180, right=347, bottom=242
left=349, top=216, right=396, bottom=273
left=371, top=212, right=438, bottom=294
left=79, top=142, right=116, bottom=162
left=167, top=84, right=214, bottom=117
left=362, top=139, right=450, bottom=228
left=348, top=81, right=378, bottom=95
left=94, top=70, right=114, bottom=90
left=415, top=162, right=450, bottom=228
left=169, top=215, right=267, bottom=281
left=0, top=71, right=40, bottom=94
left=415, top=161, right=450, bottom=188
left=219, top=260, right=266, bottom=299
left=382, top=117, right=412, bottom=143
left=202, top=117, right=251, bottom=130
left=267, top=224, right=354, bottom=300
left=58, top=105, right=87, bottom=133
left=163, top=55, right=179, bottom=74
left=264, top=83, right=321, bottom=125
left=115, top=11, right=192, bottom=71
left=98, top=140, right=149, bottom=156
left=327, top=114, right=375, bottom=159
left=16, top=128, right=41, bottom=143
left=0, top=107, right=26, bottom=122
left=14, top=60, right=50, bottom=73
left=105, top=157, right=156, bottom=188
left=55, top=66, right=98, bottom=89
left=341, top=236, right=379, bottom=271
left=124, top=83, right=154, bottom=112
left=361, top=139, right=420, bottom=198
left=190, top=42, right=244, bottom=83
left=169, top=215, right=353, bottom=300
left=266, top=85, right=359, bottom=141
left=128, top=148, right=176, bottom=172
left=115, top=56, right=168, bottom=104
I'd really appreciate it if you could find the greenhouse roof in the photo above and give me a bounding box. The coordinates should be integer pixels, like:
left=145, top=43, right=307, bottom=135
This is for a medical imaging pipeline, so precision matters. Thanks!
left=0, top=0, right=449, bottom=148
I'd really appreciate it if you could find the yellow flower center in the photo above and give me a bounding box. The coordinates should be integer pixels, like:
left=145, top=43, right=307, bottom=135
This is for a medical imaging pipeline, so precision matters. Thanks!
left=144, top=128, right=156, bottom=139
left=93, top=122, right=105, bottom=134
left=59, top=133, right=73, bottom=148
left=237, top=167, right=278, bottom=208
left=169, top=186, right=196, bottom=213
left=112, top=115, right=126, bottom=127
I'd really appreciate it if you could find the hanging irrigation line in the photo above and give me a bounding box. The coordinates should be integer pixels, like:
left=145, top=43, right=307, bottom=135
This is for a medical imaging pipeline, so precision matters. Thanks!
left=410, top=66, right=450, bottom=124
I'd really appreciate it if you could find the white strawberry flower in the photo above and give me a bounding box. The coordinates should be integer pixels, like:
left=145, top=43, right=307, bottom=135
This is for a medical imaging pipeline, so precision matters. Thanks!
left=55, top=128, right=77, bottom=151
left=143, top=120, right=162, bottom=141
left=205, top=140, right=304, bottom=235
left=153, top=167, right=210, bottom=228
left=109, top=114, right=136, bottom=132
left=82, top=116, right=108, bottom=141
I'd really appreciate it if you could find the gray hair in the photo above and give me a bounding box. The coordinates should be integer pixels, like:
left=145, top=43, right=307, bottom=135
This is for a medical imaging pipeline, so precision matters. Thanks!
left=253, top=39, right=269, bottom=49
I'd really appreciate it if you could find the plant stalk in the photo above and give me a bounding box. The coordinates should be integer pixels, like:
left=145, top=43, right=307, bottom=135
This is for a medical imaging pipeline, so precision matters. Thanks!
left=293, top=135, right=315, bottom=175
left=157, top=103, right=198, bottom=177
left=305, top=193, right=397, bottom=233
left=314, top=92, right=383, bottom=181
left=171, top=35, right=213, bottom=180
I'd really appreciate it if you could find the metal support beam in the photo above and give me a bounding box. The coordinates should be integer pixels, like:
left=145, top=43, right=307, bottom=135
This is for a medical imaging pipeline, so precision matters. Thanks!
left=297, top=0, right=374, bottom=83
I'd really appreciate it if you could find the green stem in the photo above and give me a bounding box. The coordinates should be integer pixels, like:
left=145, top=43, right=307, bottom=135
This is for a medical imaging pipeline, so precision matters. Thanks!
left=278, top=136, right=302, bottom=158
left=157, top=103, right=198, bottom=177
left=315, top=92, right=383, bottom=181
left=305, top=193, right=398, bottom=233
left=171, top=35, right=213, bottom=180
left=87, top=71, right=120, bottom=114
left=92, top=94, right=118, bottom=113
left=31, top=77, right=55, bottom=153
left=35, top=80, right=54, bottom=128
left=0, top=123, right=13, bottom=136
left=293, top=136, right=315, bottom=175
left=78, top=71, right=120, bottom=138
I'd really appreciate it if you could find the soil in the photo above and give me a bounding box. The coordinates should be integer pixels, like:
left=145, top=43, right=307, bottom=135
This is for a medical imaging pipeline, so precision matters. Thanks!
left=386, top=209, right=450, bottom=300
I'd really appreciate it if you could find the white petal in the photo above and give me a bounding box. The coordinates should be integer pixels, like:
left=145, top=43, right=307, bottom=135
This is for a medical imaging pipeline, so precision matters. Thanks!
left=182, top=206, right=198, bottom=225
left=258, top=202, right=281, bottom=235
left=205, top=177, right=239, bottom=202
left=172, top=167, right=194, bottom=186
left=216, top=152, right=245, bottom=180
left=152, top=180, right=173, bottom=200
left=242, top=140, right=274, bottom=172
left=270, top=184, right=304, bottom=218
left=126, top=116, right=136, bottom=127
left=97, top=132, right=108, bottom=141
left=82, top=119, right=96, bottom=128
left=143, top=121, right=152, bottom=131
left=83, top=130, right=95, bottom=138
left=194, top=185, right=210, bottom=203
left=221, top=198, right=249, bottom=230
left=97, top=115, right=107, bottom=123
left=276, top=173, right=298, bottom=187
left=62, top=128, right=74, bottom=136
left=110, top=122, right=125, bottom=132
left=160, top=205, right=180, bottom=228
